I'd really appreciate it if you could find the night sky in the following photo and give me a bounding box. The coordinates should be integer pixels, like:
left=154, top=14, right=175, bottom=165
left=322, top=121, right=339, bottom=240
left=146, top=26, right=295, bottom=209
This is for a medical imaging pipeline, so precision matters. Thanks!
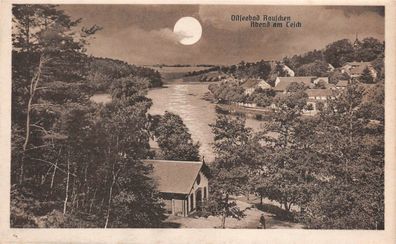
left=60, top=5, right=384, bottom=65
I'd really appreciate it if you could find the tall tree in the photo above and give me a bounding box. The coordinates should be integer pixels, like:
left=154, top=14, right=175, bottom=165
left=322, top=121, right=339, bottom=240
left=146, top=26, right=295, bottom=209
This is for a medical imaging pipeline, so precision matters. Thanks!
left=300, top=81, right=384, bottom=229
left=208, top=115, right=260, bottom=228
left=150, top=111, right=200, bottom=161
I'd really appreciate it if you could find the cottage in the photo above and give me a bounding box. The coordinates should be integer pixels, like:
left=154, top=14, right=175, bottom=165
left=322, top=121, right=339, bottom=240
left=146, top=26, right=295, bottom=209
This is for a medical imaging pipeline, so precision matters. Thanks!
left=327, top=63, right=335, bottom=72
left=143, top=159, right=209, bottom=216
left=336, top=79, right=349, bottom=89
left=274, top=76, right=316, bottom=93
left=281, top=64, right=295, bottom=77
left=304, top=89, right=334, bottom=115
left=313, top=77, right=329, bottom=85
left=241, top=78, right=271, bottom=95
left=341, top=61, right=377, bottom=79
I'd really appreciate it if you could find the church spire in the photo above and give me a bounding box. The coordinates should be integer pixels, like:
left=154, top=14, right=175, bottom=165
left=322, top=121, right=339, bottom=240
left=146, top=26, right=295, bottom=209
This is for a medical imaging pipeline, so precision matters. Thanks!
left=353, top=33, right=361, bottom=49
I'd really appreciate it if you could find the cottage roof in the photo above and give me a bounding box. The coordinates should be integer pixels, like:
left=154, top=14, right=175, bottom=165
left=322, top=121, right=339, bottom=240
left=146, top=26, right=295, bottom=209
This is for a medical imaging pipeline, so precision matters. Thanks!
left=143, top=160, right=203, bottom=195
left=241, top=79, right=270, bottom=89
left=336, top=79, right=349, bottom=87
left=314, top=77, right=329, bottom=84
left=306, top=89, right=333, bottom=97
left=274, top=76, right=316, bottom=91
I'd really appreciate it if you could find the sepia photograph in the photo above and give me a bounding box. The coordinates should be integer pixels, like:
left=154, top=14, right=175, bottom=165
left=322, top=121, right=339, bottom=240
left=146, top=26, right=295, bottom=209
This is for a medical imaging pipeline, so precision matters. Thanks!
left=1, top=1, right=395, bottom=241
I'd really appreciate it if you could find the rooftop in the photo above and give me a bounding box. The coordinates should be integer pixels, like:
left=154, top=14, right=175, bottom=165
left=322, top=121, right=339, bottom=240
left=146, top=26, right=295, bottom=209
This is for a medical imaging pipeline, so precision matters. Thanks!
left=274, top=76, right=316, bottom=91
left=143, top=159, right=203, bottom=195
left=306, top=89, right=333, bottom=97
left=336, top=79, right=349, bottom=87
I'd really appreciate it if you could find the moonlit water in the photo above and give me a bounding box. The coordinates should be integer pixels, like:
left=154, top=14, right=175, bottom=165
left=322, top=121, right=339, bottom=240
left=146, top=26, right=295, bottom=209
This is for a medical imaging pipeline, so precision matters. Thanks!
left=147, top=82, right=264, bottom=162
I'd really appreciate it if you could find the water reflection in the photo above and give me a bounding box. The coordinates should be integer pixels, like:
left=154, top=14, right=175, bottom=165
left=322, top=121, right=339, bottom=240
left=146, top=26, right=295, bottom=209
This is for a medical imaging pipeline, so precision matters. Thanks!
left=147, top=83, right=263, bottom=162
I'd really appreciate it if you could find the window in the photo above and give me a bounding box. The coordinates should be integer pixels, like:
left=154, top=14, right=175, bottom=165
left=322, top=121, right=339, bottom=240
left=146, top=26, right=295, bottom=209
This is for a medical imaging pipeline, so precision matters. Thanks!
left=203, top=187, right=207, bottom=199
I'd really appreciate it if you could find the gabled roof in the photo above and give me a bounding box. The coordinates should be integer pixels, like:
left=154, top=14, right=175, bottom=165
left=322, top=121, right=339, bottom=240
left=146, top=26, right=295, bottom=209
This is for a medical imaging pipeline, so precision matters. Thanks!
left=306, top=89, right=333, bottom=97
left=336, top=80, right=349, bottom=87
left=241, top=79, right=270, bottom=89
left=241, top=79, right=260, bottom=89
left=274, top=76, right=316, bottom=91
left=313, top=77, right=329, bottom=84
left=143, top=160, right=203, bottom=195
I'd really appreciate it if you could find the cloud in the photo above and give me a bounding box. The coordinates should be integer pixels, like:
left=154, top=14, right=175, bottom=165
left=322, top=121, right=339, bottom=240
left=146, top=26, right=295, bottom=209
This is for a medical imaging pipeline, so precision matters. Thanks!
left=150, top=28, right=183, bottom=43
left=61, top=5, right=384, bottom=65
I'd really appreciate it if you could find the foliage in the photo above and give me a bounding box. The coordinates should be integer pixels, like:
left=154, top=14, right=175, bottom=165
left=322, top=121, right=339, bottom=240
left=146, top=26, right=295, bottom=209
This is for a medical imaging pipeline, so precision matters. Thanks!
left=208, top=115, right=260, bottom=228
left=359, top=67, right=374, bottom=84
left=221, top=60, right=272, bottom=80
left=295, top=60, right=329, bottom=77
left=11, top=4, right=166, bottom=228
left=297, top=81, right=384, bottom=229
left=150, top=112, right=201, bottom=161
left=208, top=81, right=246, bottom=104
left=328, top=69, right=350, bottom=85
left=246, top=88, right=276, bottom=107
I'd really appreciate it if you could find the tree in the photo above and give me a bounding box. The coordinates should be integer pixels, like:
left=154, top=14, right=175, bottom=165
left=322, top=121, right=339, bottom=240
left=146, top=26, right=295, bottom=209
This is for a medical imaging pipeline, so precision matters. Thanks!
left=324, top=39, right=354, bottom=67
left=151, top=111, right=200, bottom=161
left=360, top=67, right=374, bottom=84
left=11, top=5, right=166, bottom=228
left=286, top=82, right=307, bottom=93
left=12, top=4, right=101, bottom=184
left=257, top=88, right=311, bottom=212
left=328, top=69, right=350, bottom=85
left=208, top=115, right=260, bottom=228
left=300, top=81, right=384, bottom=229
left=355, top=38, right=384, bottom=62
left=296, top=60, right=329, bottom=77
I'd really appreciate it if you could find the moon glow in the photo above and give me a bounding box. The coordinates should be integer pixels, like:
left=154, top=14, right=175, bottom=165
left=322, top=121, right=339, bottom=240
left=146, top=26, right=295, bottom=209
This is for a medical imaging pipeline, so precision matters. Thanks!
left=173, top=17, right=202, bottom=45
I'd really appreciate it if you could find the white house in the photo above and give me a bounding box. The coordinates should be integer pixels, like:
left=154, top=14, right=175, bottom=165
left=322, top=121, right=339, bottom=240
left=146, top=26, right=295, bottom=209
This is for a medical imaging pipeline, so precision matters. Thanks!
left=241, top=78, right=271, bottom=95
left=281, top=64, right=295, bottom=77
left=341, top=61, right=377, bottom=79
left=274, top=76, right=316, bottom=93
left=304, top=89, right=334, bottom=115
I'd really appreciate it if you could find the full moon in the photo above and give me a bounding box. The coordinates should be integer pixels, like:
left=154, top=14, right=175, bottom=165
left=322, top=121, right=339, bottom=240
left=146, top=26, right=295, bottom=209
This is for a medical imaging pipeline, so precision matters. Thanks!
left=173, top=17, right=202, bottom=45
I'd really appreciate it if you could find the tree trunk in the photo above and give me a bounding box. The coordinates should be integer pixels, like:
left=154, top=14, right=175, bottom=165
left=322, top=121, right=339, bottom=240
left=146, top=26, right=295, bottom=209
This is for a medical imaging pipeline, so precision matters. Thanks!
left=221, top=193, right=229, bottom=229
left=50, top=148, right=61, bottom=192
left=63, top=154, right=70, bottom=215
left=104, top=168, right=117, bottom=228
left=260, top=194, right=263, bottom=205
left=89, top=188, right=97, bottom=214
left=20, top=55, right=45, bottom=184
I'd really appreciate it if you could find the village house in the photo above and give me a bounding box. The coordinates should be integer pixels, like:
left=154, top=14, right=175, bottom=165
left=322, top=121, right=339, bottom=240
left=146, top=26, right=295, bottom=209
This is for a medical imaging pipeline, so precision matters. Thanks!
left=274, top=76, right=316, bottom=93
left=335, top=79, right=349, bottom=89
left=281, top=64, right=295, bottom=77
left=304, top=89, right=334, bottom=115
left=327, top=63, right=335, bottom=72
left=241, top=78, right=271, bottom=95
left=313, top=77, right=329, bottom=85
left=341, top=61, right=377, bottom=79
left=143, top=159, right=209, bottom=217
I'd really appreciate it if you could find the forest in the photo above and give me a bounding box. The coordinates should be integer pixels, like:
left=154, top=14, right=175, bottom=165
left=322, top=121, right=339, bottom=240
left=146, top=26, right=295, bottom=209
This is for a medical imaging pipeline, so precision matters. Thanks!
left=11, top=4, right=169, bottom=228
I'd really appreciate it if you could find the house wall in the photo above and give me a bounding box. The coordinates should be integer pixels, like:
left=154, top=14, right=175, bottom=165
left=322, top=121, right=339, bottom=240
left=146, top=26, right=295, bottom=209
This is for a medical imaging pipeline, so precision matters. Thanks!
left=173, top=199, right=185, bottom=216
left=160, top=170, right=209, bottom=216
left=187, top=171, right=209, bottom=213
